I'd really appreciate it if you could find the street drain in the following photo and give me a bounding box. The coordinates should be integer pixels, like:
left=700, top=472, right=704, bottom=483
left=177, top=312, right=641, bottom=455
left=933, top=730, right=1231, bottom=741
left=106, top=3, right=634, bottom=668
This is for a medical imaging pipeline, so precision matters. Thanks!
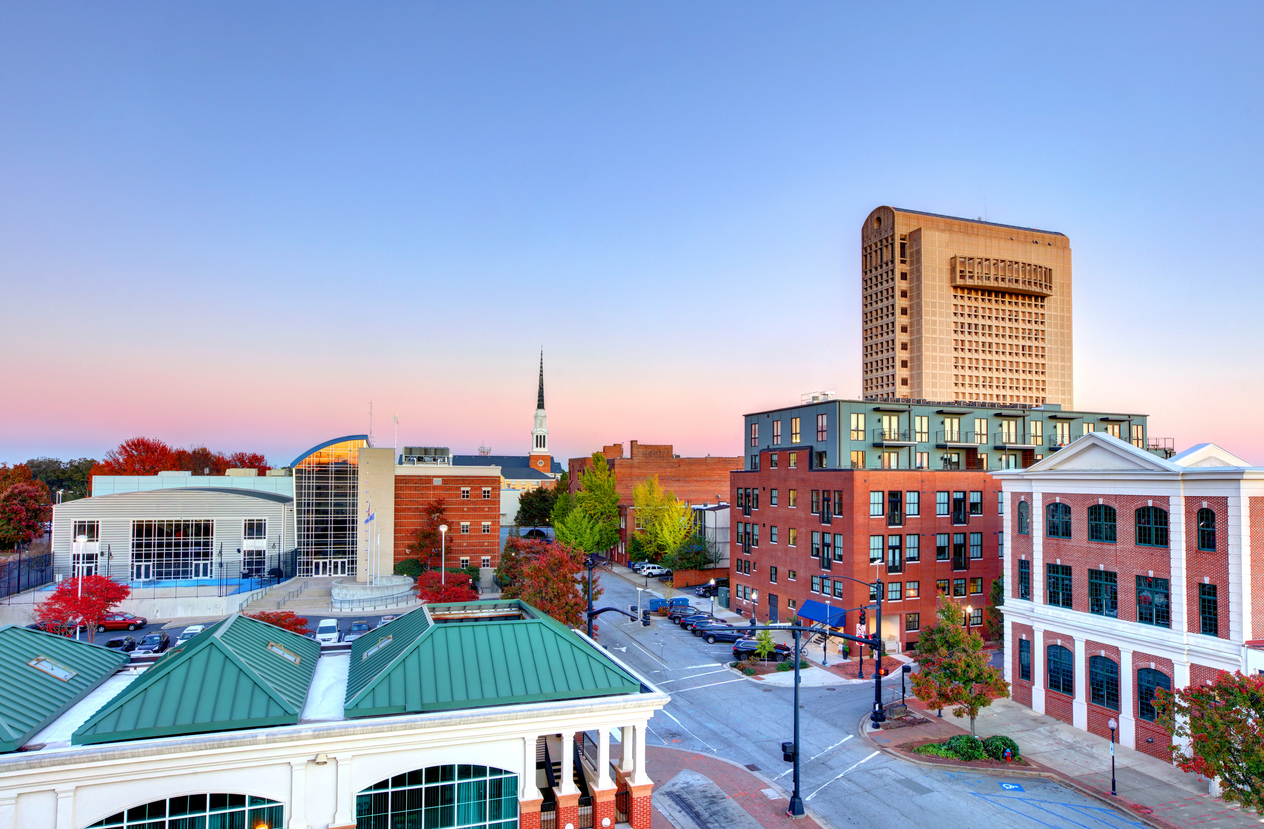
left=826, top=687, right=836, bottom=691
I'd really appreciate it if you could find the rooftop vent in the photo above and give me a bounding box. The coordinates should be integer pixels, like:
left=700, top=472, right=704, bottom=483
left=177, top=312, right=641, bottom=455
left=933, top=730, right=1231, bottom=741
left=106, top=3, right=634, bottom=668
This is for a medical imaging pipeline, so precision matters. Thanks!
left=801, top=391, right=836, bottom=404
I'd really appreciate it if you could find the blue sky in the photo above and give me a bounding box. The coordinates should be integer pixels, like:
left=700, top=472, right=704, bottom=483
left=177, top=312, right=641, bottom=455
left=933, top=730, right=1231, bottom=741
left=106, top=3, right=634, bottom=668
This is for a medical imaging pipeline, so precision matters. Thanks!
left=2, top=2, right=1262, bottom=465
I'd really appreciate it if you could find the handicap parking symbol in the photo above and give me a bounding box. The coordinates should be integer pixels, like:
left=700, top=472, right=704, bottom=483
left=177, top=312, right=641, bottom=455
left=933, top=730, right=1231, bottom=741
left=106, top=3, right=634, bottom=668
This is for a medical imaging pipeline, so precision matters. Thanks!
left=999, top=782, right=1024, bottom=792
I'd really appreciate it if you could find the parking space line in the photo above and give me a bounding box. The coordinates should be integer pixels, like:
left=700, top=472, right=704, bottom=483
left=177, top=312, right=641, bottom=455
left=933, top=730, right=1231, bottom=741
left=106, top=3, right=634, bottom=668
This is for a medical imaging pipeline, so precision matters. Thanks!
left=773, top=735, right=853, bottom=780
left=658, top=669, right=728, bottom=684
left=805, top=750, right=878, bottom=801
left=671, top=678, right=746, bottom=693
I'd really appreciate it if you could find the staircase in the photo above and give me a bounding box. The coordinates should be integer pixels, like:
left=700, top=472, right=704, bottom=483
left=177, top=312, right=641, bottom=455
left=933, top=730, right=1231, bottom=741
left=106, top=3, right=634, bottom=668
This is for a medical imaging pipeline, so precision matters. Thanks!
left=243, top=577, right=334, bottom=613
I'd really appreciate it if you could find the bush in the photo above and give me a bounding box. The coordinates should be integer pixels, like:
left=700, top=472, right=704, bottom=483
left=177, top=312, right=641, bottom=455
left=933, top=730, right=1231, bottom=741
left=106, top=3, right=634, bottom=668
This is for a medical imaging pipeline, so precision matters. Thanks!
left=394, top=559, right=423, bottom=578
left=742, top=667, right=756, bottom=676
left=776, top=661, right=793, bottom=672
left=913, top=743, right=957, bottom=759
left=983, top=735, right=1020, bottom=762
left=944, top=734, right=988, bottom=761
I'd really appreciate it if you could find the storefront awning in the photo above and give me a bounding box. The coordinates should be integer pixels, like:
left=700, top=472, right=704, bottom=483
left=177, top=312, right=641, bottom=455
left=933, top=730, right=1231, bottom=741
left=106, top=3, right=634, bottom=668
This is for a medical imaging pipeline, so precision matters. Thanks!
left=794, top=600, right=846, bottom=628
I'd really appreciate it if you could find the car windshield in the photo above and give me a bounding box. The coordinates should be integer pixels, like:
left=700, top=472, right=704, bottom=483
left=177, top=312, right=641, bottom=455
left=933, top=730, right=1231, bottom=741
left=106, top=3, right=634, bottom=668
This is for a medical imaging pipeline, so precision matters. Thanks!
left=106, top=639, right=127, bottom=648
left=349, top=622, right=369, bottom=631
left=141, top=634, right=162, bottom=644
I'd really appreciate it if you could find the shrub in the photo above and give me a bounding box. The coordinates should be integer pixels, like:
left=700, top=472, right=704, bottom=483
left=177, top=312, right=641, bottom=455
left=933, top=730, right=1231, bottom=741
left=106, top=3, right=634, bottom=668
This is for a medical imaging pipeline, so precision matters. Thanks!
left=913, top=743, right=957, bottom=759
left=944, top=734, right=988, bottom=761
left=776, top=661, right=793, bottom=672
left=742, top=667, right=756, bottom=676
left=983, top=735, right=1020, bottom=762
left=394, top=558, right=424, bottom=578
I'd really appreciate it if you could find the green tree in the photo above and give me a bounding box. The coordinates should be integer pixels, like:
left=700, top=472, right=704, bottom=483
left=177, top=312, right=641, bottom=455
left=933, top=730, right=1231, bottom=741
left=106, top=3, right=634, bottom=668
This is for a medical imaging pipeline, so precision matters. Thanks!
left=626, top=535, right=649, bottom=564
left=553, top=507, right=603, bottom=554
left=515, top=485, right=559, bottom=527
left=574, top=453, right=620, bottom=553
left=24, top=457, right=96, bottom=503
left=755, top=630, right=776, bottom=661
left=985, top=575, right=1004, bottom=642
left=633, top=476, right=694, bottom=561
left=1155, top=671, right=1264, bottom=811
left=663, top=534, right=713, bottom=572
left=911, top=597, right=1010, bottom=736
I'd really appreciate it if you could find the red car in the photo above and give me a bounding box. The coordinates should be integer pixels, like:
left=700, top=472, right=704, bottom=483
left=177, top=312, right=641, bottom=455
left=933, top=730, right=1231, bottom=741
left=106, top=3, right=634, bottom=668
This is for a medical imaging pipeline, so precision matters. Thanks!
left=26, top=620, right=87, bottom=636
left=96, top=612, right=147, bottom=632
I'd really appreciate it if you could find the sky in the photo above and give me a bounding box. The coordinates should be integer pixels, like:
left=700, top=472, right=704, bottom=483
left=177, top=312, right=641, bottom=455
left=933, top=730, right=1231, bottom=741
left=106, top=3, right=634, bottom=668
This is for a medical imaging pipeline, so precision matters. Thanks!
left=2, top=2, right=1263, bottom=466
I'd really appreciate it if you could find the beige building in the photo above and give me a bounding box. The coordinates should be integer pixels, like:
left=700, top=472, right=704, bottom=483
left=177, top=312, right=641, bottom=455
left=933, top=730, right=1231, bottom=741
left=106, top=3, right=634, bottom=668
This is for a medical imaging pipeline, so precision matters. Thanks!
left=860, top=206, right=1073, bottom=408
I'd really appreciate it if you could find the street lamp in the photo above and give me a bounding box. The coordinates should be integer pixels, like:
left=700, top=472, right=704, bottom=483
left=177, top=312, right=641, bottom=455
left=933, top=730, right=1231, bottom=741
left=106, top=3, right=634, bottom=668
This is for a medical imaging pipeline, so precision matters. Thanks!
left=439, top=525, right=448, bottom=585
left=636, top=586, right=650, bottom=621
left=1108, top=717, right=1118, bottom=795
left=823, top=597, right=832, bottom=667
left=585, top=557, right=597, bottom=638
left=708, top=578, right=716, bottom=615
left=963, top=603, right=973, bottom=628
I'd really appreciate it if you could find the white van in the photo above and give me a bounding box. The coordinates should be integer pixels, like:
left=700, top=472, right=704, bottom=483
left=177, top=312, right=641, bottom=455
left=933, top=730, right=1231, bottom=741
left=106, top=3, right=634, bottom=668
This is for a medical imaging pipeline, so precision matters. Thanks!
left=314, top=619, right=341, bottom=644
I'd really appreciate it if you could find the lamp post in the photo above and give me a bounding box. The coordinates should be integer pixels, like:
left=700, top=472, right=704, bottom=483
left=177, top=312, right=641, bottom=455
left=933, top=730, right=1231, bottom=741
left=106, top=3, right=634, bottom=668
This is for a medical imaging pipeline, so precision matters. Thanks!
left=636, top=586, right=650, bottom=622
left=1108, top=717, right=1118, bottom=795
left=585, top=557, right=597, bottom=638
left=963, top=603, right=972, bottom=628
left=439, top=525, right=448, bottom=585
left=823, top=598, right=831, bottom=667
left=709, top=578, right=716, bottom=615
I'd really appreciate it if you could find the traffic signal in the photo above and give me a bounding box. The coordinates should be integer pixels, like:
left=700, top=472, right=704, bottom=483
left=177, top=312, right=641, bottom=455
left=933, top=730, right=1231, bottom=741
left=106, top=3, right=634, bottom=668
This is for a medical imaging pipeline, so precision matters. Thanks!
left=876, top=667, right=890, bottom=677
left=641, top=611, right=651, bottom=627
left=781, top=741, right=796, bottom=762
left=858, top=609, right=866, bottom=626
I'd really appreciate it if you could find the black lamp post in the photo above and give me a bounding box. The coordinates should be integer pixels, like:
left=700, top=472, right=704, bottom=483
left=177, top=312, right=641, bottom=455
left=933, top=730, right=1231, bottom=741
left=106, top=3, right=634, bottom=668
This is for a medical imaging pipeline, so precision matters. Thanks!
left=1108, top=717, right=1118, bottom=796
left=585, top=557, right=597, bottom=639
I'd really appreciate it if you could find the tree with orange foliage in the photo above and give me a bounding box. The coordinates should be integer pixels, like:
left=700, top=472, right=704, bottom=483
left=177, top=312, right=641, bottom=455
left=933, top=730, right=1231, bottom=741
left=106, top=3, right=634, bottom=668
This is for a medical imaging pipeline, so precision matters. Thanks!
left=415, top=571, right=480, bottom=603
left=36, top=575, right=131, bottom=635
left=0, top=464, right=51, bottom=549
left=226, top=452, right=270, bottom=474
left=405, top=499, right=450, bottom=569
left=501, top=541, right=591, bottom=629
left=245, top=610, right=312, bottom=635
left=91, top=437, right=174, bottom=478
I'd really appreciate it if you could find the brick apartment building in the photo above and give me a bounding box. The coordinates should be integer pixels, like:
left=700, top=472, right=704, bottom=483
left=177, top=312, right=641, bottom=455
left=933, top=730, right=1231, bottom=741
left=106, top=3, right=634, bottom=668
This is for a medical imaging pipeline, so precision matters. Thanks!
left=730, top=450, right=1002, bottom=653
left=997, top=434, right=1264, bottom=760
left=569, top=441, right=740, bottom=563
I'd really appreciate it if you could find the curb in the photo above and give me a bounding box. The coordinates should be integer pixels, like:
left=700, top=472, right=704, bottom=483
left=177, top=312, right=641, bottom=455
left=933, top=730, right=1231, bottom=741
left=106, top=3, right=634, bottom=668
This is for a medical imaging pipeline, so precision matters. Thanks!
left=856, top=714, right=1179, bottom=829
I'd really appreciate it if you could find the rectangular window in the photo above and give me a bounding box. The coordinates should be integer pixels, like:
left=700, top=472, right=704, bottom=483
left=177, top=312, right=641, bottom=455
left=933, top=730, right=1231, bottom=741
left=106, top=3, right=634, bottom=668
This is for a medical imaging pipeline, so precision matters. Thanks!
left=850, top=413, right=865, bottom=440
left=869, top=535, right=883, bottom=563
left=906, top=613, right=920, bottom=632
left=773, top=420, right=782, bottom=445
left=769, top=566, right=777, bottom=584
left=833, top=580, right=845, bottom=599
left=72, top=520, right=100, bottom=542
left=811, top=575, right=820, bottom=593
left=1019, top=639, right=1031, bottom=681
left=788, top=570, right=797, bottom=581
left=750, top=422, right=759, bottom=447
left=915, top=451, right=930, bottom=469
left=952, top=533, right=967, bottom=569
left=769, top=452, right=778, bottom=469
left=816, top=413, right=828, bottom=441
left=788, top=452, right=798, bottom=469
left=1131, top=423, right=1144, bottom=448
left=788, top=528, right=797, bottom=547
left=953, top=578, right=967, bottom=597
left=751, top=489, right=759, bottom=510
left=975, top=418, right=988, bottom=444
left=952, top=491, right=967, bottom=524
left=811, top=531, right=821, bottom=558
left=788, top=489, right=797, bottom=508
left=870, top=491, right=884, bottom=517
left=482, top=556, right=491, bottom=568
left=906, top=491, right=919, bottom=516
left=482, top=487, right=492, bottom=499
left=1018, top=559, right=1031, bottom=599
left=791, top=417, right=801, bottom=444
left=460, top=522, right=470, bottom=534
left=460, top=556, right=470, bottom=568
left=936, top=579, right=949, bottom=595
left=1046, top=564, right=1073, bottom=608
left=969, top=491, right=983, bottom=515
left=887, top=582, right=902, bottom=601
left=905, top=581, right=920, bottom=599
left=969, top=607, right=982, bottom=627
left=943, top=417, right=961, bottom=442
left=1137, top=576, right=1171, bottom=627
left=998, top=532, right=1004, bottom=559
left=461, top=487, right=471, bottom=500
left=812, top=490, right=821, bottom=515
left=1047, top=646, right=1074, bottom=695
left=997, top=492, right=1005, bottom=515
left=1088, top=570, right=1118, bottom=617
left=1084, top=422, right=1095, bottom=435
left=969, top=532, right=983, bottom=559
left=905, top=534, right=919, bottom=562
left=243, top=518, right=267, bottom=540
left=750, top=455, right=759, bottom=471
left=936, top=491, right=949, bottom=516
left=850, top=450, right=866, bottom=469
left=833, top=533, right=845, bottom=561
left=751, top=525, right=759, bottom=547
left=936, top=533, right=950, bottom=561
left=481, top=522, right=491, bottom=534
left=969, top=577, right=983, bottom=595
left=1089, top=657, right=1121, bottom=711
left=1199, top=584, right=1218, bottom=636
left=887, top=491, right=903, bottom=526
left=770, top=526, right=778, bottom=544
left=887, top=534, right=903, bottom=572
left=770, top=489, right=778, bottom=506
left=914, top=416, right=929, bottom=443
left=822, top=531, right=832, bottom=561
left=1138, top=669, right=1171, bottom=722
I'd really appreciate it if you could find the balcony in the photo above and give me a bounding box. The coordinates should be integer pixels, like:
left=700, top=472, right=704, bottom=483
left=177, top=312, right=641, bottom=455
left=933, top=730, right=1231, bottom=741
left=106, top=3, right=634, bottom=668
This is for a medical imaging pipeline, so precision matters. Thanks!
left=936, top=430, right=981, bottom=448
left=1146, top=438, right=1175, bottom=459
left=872, top=428, right=918, bottom=447
left=887, top=510, right=903, bottom=527
left=1045, top=435, right=1074, bottom=452
left=994, top=431, right=1040, bottom=449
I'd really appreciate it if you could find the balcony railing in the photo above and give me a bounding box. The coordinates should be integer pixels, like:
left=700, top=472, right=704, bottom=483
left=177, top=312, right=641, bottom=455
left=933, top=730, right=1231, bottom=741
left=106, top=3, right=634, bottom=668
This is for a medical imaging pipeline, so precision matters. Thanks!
left=1046, top=435, right=1074, bottom=451
left=994, top=431, right=1038, bottom=447
left=1146, top=437, right=1175, bottom=459
left=872, top=428, right=917, bottom=446
left=936, top=430, right=981, bottom=446
left=887, top=510, right=903, bottom=527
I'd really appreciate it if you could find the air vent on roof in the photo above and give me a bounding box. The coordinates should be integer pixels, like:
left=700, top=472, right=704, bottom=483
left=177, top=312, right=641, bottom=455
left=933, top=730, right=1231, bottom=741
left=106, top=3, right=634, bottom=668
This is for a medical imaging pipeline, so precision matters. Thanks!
left=801, top=391, right=836, bottom=404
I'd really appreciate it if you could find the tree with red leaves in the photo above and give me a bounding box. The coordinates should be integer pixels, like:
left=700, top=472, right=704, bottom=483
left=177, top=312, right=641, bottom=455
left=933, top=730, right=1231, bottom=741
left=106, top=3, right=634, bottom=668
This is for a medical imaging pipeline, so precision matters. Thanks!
left=36, top=575, right=131, bottom=635
left=0, top=481, right=52, bottom=549
left=415, top=571, right=480, bottom=603
left=91, top=437, right=174, bottom=478
left=226, top=452, right=270, bottom=474
left=171, top=446, right=231, bottom=476
left=405, top=499, right=450, bottom=570
left=245, top=610, right=311, bottom=635
left=501, top=541, right=592, bottom=629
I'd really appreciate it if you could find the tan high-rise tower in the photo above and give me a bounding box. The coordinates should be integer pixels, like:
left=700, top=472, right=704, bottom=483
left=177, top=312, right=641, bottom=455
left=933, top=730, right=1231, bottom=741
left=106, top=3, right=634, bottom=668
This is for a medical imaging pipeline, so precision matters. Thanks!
left=860, top=206, right=1073, bottom=408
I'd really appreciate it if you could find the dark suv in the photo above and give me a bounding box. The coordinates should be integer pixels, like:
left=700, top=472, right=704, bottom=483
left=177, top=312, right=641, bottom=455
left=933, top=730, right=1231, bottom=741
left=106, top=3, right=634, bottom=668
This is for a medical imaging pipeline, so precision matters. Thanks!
left=679, top=613, right=718, bottom=632
left=104, top=636, right=137, bottom=653
left=668, top=606, right=701, bottom=623
left=732, top=639, right=792, bottom=662
left=696, top=623, right=749, bottom=644
left=135, top=630, right=171, bottom=654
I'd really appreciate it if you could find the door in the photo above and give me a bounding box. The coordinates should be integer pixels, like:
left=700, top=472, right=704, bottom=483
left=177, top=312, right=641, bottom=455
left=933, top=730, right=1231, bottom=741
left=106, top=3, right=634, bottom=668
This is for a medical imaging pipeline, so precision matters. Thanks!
left=768, top=594, right=778, bottom=623
left=191, top=561, right=212, bottom=579
left=133, top=563, right=153, bottom=580
left=311, top=559, right=330, bottom=576
left=330, top=559, right=349, bottom=576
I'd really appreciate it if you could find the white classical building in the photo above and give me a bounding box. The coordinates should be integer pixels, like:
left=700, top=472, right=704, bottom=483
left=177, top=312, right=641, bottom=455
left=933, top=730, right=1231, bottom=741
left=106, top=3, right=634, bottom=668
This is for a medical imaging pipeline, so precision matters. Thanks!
left=996, top=434, right=1264, bottom=761
left=0, top=601, right=667, bottom=829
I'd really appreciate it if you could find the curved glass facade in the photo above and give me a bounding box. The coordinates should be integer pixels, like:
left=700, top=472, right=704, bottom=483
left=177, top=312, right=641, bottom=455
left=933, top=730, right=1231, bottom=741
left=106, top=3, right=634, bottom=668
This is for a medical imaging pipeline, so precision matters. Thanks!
left=87, top=793, right=283, bottom=829
left=357, top=765, right=518, bottom=829
left=294, top=437, right=369, bottom=577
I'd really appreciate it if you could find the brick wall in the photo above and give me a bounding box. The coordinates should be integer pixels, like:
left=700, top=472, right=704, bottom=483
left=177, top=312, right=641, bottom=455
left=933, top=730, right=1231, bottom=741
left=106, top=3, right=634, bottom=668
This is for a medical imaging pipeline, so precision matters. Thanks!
left=1133, top=650, right=1174, bottom=761
left=1251, top=498, right=1264, bottom=640
left=1010, top=492, right=1033, bottom=599
left=394, top=476, right=501, bottom=569
left=1184, top=495, right=1229, bottom=638
left=1084, top=639, right=1122, bottom=739
left=569, top=442, right=739, bottom=507
left=672, top=567, right=727, bottom=589
left=729, top=456, right=1002, bottom=649
left=1040, top=628, right=1078, bottom=725
left=1011, top=622, right=1034, bottom=706
left=519, top=800, right=542, bottom=829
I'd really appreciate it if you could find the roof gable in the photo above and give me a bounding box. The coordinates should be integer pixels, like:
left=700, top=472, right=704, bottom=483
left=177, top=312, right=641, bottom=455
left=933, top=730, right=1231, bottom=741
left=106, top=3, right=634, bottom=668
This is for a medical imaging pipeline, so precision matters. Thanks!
left=1169, top=443, right=1251, bottom=469
left=73, top=615, right=318, bottom=745
left=1025, top=433, right=1177, bottom=474
left=0, top=626, right=129, bottom=752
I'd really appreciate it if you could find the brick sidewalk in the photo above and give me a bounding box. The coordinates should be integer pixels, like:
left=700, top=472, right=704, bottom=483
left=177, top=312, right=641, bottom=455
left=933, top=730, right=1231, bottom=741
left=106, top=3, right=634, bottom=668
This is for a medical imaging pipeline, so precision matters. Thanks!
left=645, top=746, right=827, bottom=829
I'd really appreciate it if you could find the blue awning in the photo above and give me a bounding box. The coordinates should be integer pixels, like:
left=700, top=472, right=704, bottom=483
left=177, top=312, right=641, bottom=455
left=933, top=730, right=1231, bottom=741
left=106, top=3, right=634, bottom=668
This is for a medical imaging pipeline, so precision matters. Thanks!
left=795, top=600, right=846, bottom=628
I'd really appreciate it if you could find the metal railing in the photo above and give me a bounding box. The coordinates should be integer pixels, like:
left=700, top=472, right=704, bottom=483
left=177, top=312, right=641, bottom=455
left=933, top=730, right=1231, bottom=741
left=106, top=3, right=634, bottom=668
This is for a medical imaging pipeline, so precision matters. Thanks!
left=994, top=431, right=1037, bottom=446
left=330, top=585, right=417, bottom=611
left=615, top=791, right=630, bottom=823
left=275, top=580, right=307, bottom=610
left=540, top=803, right=557, bottom=829
left=886, top=510, right=903, bottom=527
left=871, top=428, right=917, bottom=444
left=936, top=430, right=981, bottom=445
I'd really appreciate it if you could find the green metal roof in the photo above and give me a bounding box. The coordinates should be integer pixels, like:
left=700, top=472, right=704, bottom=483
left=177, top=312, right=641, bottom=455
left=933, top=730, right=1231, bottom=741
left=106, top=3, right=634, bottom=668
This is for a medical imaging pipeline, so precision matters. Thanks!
left=345, top=600, right=641, bottom=718
left=73, top=614, right=319, bottom=745
left=0, top=625, right=129, bottom=753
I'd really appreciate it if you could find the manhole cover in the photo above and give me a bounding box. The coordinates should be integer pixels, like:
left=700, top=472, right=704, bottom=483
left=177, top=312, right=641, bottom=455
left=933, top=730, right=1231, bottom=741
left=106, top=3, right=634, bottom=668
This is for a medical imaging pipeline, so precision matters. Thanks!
left=826, top=687, right=836, bottom=691
left=745, top=764, right=761, bottom=771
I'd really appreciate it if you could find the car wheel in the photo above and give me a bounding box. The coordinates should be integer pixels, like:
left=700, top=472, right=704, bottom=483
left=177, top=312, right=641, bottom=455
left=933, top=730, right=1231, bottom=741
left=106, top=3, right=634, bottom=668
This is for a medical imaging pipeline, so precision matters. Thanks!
left=97, top=625, right=106, bottom=633
left=706, top=636, right=717, bottom=644
left=777, top=653, right=788, bottom=663
left=128, top=624, right=138, bottom=631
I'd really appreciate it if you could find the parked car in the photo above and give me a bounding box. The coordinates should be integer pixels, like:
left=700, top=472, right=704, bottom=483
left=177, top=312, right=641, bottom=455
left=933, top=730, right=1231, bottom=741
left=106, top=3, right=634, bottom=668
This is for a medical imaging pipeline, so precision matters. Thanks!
left=692, top=620, right=734, bottom=637
left=344, top=620, right=371, bottom=642
left=694, top=584, right=718, bottom=598
left=96, top=612, right=147, bottom=632
left=698, top=625, right=750, bottom=645
left=646, top=596, right=690, bottom=612
left=104, top=636, right=137, bottom=653
left=377, top=615, right=400, bottom=628
left=314, top=619, right=341, bottom=644
left=640, top=565, right=672, bottom=577
left=732, top=639, right=792, bottom=662
left=679, top=613, right=717, bottom=632
left=175, top=624, right=207, bottom=645
left=668, top=606, right=702, bottom=623
left=26, top=620, right=86, bottom=635
left=134, top=630, right=171, bottom=654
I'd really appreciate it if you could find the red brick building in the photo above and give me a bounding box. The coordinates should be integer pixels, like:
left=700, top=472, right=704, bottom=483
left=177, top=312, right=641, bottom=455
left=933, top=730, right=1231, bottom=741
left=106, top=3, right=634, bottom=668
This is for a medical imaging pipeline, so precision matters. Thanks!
left=569, top=441, right=740, bottom=562
left=729, top=449, right=1002, bottom=653
left=394, top=470, right=502, bottom=571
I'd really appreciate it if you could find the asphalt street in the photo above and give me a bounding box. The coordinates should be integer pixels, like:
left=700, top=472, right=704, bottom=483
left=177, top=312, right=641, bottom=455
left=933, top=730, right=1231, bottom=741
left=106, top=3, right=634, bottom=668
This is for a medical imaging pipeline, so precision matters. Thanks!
left=597, top=571, right=1148, bottom=829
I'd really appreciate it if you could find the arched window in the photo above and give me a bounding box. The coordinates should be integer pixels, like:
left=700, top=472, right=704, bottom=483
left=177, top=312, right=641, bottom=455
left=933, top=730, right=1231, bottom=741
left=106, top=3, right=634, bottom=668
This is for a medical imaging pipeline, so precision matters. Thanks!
left=87, top=794, right=282, bottom=829
left=1135, top=507, right=1169, bottom=547
left=1017, top=501, right=1030, bottom=535
left=1046, top=645, right=1074, bottom=695
left=1137, top=668, right=1171, bottom=722
left=1197, top=508, right=1216, bottom=551
left=1089, top=656, right=1120, bottom=710
left=1087, top=505, right=1116, bottom=543
left=1045, top=503, right=1071, bottom=539
left=358, top=765, right=518, bottom=829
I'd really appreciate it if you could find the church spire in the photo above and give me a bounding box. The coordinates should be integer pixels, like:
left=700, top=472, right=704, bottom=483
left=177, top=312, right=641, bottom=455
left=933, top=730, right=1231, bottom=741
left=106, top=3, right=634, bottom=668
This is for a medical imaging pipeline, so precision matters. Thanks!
left=536, top=349, right=545, bottom=411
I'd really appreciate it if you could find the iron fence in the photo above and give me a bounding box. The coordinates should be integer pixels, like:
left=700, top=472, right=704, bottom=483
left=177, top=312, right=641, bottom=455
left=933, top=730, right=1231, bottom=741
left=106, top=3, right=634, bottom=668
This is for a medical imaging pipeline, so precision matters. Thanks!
left=0, top=551, right=53, bottom=600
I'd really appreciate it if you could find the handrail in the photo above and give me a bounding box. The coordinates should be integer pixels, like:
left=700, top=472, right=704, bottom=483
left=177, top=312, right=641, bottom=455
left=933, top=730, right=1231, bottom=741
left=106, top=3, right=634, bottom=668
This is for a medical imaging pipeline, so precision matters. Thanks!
left=331, top=586, right=417, bottom=611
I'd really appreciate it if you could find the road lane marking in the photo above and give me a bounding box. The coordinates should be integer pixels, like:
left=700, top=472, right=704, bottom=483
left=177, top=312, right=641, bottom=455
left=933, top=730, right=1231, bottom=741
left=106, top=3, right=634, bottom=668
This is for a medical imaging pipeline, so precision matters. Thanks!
left=658, top=669, right=728, bottom=684
left=773, top=735, right=853, bottom=780
left=660, top=709, right=720, bottom=754
left=804, top=750, right=879, bottom=800
left=670, top=678, right=746, bottom=693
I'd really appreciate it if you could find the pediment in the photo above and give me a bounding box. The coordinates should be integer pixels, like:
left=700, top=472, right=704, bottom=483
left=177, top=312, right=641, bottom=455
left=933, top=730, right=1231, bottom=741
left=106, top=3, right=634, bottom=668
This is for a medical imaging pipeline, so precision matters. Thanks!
left=1028, top=433, right=1175, bottom=473
left=1170, top=443, right=1250, bottom=469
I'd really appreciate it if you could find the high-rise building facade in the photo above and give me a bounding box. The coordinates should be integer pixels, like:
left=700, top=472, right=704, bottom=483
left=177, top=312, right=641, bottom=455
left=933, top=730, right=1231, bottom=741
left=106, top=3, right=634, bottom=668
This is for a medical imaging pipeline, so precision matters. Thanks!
left=861, top=207, right=1073, bottom=408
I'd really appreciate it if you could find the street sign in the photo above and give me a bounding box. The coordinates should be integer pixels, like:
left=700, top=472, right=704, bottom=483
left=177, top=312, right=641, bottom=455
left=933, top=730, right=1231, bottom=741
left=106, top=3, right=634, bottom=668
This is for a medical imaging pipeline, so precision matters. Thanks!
left=999, top=782, right=1024, bottom=792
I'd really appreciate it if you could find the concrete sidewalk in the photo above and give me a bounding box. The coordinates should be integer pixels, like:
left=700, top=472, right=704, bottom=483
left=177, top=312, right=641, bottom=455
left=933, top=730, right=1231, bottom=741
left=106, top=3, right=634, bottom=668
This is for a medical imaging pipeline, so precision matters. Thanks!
left=874, top=697, right=1261, bottom=829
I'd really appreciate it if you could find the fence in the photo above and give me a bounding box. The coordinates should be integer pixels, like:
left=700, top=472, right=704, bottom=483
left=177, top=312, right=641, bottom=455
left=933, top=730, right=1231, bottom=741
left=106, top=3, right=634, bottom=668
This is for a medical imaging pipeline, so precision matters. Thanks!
left=0, top=551, right=53, bottom=601
left=540, top=802, right=557, bottom=829
left=615, top=791, right=630, bottom=824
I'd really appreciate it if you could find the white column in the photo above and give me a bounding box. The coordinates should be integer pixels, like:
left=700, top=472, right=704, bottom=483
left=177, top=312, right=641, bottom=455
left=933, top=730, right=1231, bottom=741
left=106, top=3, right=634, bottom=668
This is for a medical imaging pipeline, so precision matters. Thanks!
left=631, top=723, right=650, bottom=787
left=596, top=728, right=613, bottom=790
left=1031, top=492, right=1044, bottom=601
left=333, top=755, right=354, bottom=826
left=619, top=726, right=635, bottom=774
left=560, top=732, right=578, bottom=795
left=0, top=795, right=15, bottom=829
left=1031, top=626, right=1046, bottom=713
left=55, top=787, right=74, bottom=829
left=522, top=735, right=539, bottom=800
left=1072, top=637, right=1087, bottom=729
left=1118, top=649, right=1136, bottom=749
left=1169, top=494, right=1187, bottom=634
left=1002, top=617, right=1014, bottom=685
left=1172, top=661, right=1192, bottom=756
left=1229, top=493, right=1249, bottom=642
left=289, top=760, right=309, bottom=829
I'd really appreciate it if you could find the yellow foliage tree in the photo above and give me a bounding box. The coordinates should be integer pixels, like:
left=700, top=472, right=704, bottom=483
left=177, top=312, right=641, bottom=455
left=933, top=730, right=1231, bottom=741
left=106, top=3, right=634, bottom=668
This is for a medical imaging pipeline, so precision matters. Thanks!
left=633, top=475, right=694, bottom=561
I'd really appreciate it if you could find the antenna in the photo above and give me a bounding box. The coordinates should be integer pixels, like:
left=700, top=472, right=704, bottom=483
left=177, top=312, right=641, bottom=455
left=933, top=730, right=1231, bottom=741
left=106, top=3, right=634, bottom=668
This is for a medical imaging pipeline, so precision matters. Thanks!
left=394, top=415, right=399, bottom=454
left=369, top=400, right=374, bottom=441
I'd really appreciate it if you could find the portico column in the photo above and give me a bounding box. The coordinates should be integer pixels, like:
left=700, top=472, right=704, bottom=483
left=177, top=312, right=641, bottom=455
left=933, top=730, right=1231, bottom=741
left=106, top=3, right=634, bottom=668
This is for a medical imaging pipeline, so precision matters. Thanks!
left=522, top=735, right=540, bottom=800
left=560, top=732, right=578, bottom=795
left=1072, top=637, right=1087, bottom=729
left=1172, top=661, right=1192, bottom=756
left=631, top=723, right=650, bottom=787
left=1031, top=626, right=1046, bottom=713
left=0, top=795, right=15, bottom=829
left=1169, top=494, right=1187, bottom=633
left=596, top=728, right=613, bottom=790
left=55, top=787, right=74, bottom=829
left=619, top=726, right=635, bottom=774
left=289, top=759, right=309, bottom=829
left=332, top=755, right=354, bottom=827
left=1119, top=649, right=1136, bottom=749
